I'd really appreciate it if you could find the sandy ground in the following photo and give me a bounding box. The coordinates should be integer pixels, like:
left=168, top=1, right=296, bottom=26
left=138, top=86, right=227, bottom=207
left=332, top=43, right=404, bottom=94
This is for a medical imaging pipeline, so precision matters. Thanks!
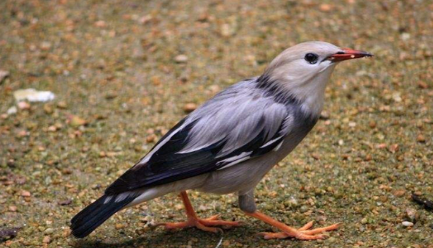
left=1, top=0, right=432, bottom=247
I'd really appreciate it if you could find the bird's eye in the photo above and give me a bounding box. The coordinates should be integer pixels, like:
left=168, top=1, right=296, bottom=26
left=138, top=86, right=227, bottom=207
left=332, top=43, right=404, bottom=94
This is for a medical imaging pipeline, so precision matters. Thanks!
left=304, top=53, right=319, bottom=64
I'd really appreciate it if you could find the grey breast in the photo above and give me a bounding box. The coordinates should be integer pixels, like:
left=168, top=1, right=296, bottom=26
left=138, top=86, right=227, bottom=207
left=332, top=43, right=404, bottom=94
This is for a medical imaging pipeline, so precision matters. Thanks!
left=196, top=90, right=319, bottom=195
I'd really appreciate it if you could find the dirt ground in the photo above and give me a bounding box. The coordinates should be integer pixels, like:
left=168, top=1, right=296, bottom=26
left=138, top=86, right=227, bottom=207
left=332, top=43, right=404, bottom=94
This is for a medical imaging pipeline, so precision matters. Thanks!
left=1, top=0, right=432, bottom=247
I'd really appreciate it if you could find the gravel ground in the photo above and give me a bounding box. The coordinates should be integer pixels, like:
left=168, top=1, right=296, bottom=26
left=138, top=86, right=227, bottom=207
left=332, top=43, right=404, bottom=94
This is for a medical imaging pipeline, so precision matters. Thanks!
left=1, top=0, right=432, bottom=247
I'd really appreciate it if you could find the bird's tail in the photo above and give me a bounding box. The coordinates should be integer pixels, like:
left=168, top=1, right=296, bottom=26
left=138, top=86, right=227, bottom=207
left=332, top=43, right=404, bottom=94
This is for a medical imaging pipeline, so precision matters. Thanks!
left=70, top=193, right=137, bottom=238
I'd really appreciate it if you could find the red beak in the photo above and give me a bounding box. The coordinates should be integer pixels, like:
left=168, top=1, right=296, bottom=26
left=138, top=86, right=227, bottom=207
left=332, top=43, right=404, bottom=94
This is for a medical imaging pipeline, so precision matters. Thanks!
left=327, top=48, right=373, bottom=62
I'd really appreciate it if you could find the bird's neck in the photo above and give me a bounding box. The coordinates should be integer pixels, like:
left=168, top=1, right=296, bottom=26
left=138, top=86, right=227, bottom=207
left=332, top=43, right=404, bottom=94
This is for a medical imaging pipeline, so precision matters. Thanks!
left=257, top=65, right=336, bottom=117
left=289, top=76, right=328, bottom=117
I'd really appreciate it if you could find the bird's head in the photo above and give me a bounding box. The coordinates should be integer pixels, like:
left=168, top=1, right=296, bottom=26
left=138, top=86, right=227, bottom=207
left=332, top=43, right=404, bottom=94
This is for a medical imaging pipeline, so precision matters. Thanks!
left=261, top=41, right=372, bottom=115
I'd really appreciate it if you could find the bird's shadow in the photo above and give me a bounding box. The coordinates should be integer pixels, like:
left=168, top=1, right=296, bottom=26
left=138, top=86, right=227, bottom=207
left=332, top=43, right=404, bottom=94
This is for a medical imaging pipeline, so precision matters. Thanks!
left=73, top=229, right=231, bottom=248
left=70, top=225, right=304, bottom=248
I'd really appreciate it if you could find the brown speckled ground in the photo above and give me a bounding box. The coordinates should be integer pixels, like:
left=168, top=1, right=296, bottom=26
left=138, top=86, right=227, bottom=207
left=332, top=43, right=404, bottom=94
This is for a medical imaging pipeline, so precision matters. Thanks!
left=1, top=0, right=432, bottom=247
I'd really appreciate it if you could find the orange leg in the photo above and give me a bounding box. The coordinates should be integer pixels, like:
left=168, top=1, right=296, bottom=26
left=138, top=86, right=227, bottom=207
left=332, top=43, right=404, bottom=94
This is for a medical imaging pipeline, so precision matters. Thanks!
left=156, top=191, right=241, bottom=233
left=245, top=211, right=339, bottom=240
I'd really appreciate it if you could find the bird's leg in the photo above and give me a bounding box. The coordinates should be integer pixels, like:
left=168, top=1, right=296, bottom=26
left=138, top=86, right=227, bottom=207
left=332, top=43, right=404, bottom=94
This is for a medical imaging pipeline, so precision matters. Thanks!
left=156, top=191, right=241, bottom=232
left=245, top=211, right=339, bottom=240
left=239, top=189, right=338, bottom=240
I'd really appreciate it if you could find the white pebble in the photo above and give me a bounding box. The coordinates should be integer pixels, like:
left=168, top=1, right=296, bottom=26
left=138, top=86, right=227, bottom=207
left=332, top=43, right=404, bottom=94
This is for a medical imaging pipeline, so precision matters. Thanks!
left=14, top=88, right=55, bottom=102
left=7, top=106, right=17, bottom=115
left=174, top=54, right=188, bottom=63
left=402, top=221, right=413, bottom=227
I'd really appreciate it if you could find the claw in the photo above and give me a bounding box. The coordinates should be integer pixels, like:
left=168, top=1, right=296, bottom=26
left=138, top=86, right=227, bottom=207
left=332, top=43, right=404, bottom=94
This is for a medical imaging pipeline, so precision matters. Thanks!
left=157, top=216, right=240, bottom=233
left=299, top=221, right=314, bottom=231
left=159, top=191, right=241, bottom=233
left=246, top=211, right=339, bottom=241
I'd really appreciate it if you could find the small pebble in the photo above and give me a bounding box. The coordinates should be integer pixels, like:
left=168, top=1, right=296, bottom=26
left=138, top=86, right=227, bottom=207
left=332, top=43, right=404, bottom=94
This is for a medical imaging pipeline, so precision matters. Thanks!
left=220, top=23, right=234, bottom=37
left=59, top=198, right=72, bottom=206
left=57, top=101, right=68, bottom=109
left=320, top=111, right=330, bottom=120
left=94, top=20, right=106, bottom=28
left=7, top=106, right=17, bottom=115
left=416, top=134, right=426, bottom=143
left=69, top=115, right=87, bottom=127
left=146, top=134, right=157, bottom=143
left=174, top=54, right=188, bottom=63
left=21, top=190, right=31, bottom=197
left=42, top=236, right=51, bottom=244
left=406, top=208, right=418, bottom=222
left=0, top=70, right=9, bottom=83
left=393, top=190, right=406, bottom=197
left=47, top=125, right=57, bottom=132
left=402, top=221, right=413, bottom=227
left=17, top=101, right=30, bottom=110
left=40, top=41, right=52, bottom=50
left=319, top=3, right=332, bottom=12
left=183, top=103, right=197, bottom=113
left=43, top=104, right=53, bottom=114
left=418, top=81, right=428, bottom=89
left=388, top=144, right=399, bottom=153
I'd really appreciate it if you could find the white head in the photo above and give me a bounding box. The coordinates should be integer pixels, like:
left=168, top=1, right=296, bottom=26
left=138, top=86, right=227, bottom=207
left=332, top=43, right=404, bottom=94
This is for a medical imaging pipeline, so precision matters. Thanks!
left=262, top=41, right=372, bottom=116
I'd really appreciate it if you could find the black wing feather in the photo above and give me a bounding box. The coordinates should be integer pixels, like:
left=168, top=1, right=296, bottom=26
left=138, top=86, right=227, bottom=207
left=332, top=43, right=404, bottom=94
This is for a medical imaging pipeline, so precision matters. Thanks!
left=105, top=116, right=286, bottom=195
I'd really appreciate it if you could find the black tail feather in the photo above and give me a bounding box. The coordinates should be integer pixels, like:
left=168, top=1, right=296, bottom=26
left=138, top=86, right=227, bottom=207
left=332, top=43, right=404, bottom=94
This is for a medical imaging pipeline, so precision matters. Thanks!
left=70, top=194, right=136, bottom=238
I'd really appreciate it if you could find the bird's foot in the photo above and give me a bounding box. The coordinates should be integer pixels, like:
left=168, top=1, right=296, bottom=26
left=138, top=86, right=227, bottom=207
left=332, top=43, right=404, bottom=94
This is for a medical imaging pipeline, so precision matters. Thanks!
left=156, top=215, right=241, bottom=233
left=257, top=221, right=339, bottom=240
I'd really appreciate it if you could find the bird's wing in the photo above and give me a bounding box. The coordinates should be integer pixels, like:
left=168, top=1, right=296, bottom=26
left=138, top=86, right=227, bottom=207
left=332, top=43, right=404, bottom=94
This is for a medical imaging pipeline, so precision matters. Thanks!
left=105, top=80, right=294, bottom=195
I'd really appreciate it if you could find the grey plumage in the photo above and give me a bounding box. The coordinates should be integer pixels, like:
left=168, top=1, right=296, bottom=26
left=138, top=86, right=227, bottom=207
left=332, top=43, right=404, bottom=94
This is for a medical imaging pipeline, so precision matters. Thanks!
left=179, top=78, right=291, bottom=156
left=71, top=41, right=372, bottom=238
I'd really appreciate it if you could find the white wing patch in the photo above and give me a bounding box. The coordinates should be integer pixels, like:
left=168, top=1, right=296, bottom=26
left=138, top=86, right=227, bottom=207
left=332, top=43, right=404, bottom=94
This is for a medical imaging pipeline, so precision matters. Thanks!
left=216, top=151, right=252, bottom=170
left=260, top=137, right=282, bottom=148
left=114, top=192, right=132, bottom=202
left=273, top=141, right=284, bottom=151
left=176, top=143, right=219, bottom=154
left=139, top=123, right=185, bottom=164
left=104, top=192, right=134, bottom=204
left=104, top=196, right=113, bottom=204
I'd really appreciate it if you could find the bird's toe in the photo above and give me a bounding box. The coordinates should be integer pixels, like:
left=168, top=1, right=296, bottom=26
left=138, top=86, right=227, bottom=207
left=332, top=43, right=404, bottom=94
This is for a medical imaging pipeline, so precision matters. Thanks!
left=255, top=221, right=339, bottom=240
left=155, top=215, right=241, bottom=233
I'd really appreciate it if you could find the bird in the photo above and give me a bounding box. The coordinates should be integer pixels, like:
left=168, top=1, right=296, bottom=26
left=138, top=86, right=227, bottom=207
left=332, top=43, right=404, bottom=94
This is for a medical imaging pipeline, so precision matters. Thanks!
left=70, top=41, right=372, bottom=240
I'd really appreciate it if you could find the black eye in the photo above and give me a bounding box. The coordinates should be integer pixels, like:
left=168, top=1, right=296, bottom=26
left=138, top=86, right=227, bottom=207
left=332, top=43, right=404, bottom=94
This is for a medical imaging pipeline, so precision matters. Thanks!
left=304, top=53, right=319, bottom=64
